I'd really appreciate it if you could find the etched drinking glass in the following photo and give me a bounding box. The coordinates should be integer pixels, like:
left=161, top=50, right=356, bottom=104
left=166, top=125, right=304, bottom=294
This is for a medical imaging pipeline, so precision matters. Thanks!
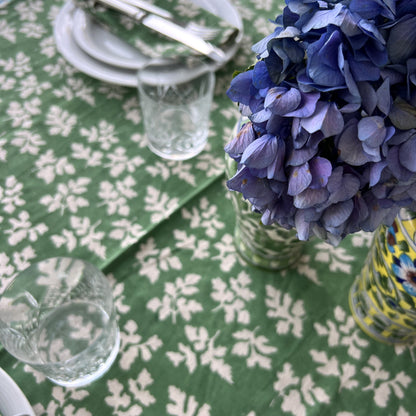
left=137, top=60, right=215, bottom=160
left=0, top=257, right=120, bottom=387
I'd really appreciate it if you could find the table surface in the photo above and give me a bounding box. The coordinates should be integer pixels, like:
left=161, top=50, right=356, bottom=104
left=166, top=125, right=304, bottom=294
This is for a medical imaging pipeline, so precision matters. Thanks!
left=1, top=1, right=416, bottom=415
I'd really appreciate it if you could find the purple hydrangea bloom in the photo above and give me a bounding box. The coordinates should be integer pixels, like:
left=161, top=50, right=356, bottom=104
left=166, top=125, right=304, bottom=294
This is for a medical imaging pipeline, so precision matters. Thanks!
left=225, top=0, right=416, bottom=244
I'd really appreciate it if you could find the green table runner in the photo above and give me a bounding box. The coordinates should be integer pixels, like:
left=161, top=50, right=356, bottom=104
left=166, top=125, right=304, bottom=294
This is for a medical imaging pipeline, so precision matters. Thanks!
left=1, top=1, right=416, bottom=415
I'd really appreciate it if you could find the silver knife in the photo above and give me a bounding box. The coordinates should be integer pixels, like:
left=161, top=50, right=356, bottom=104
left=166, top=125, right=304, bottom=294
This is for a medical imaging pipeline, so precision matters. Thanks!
left=120, top=0, right=173, bottom=19
left=91, top=0, right=226, bottom=63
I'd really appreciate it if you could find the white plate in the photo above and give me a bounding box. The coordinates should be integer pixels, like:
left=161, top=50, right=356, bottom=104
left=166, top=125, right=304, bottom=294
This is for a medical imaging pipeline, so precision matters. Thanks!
left=0, top=367, right=35, bottom=416
left=54, top=1, right=138, bottom=86
left=71, top=0, right=243, bottom=70
left=72, top=7, right=151, bottom=70
left=54, top=0, right=243, bottom=86
left=72, top=8, right=164, bottom=70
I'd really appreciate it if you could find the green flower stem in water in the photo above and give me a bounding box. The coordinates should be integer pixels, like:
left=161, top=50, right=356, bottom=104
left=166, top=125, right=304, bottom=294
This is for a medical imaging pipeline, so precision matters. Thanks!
left=225, top=154, right=305, bottom=270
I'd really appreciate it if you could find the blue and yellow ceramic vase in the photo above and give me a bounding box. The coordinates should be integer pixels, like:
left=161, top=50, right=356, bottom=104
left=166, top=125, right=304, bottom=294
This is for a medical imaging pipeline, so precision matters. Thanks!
left=349, top=209, right=416, bottom=344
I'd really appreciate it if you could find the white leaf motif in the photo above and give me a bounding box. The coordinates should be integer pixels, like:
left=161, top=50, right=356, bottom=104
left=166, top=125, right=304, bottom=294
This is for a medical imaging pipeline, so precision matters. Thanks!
left=167, top=385, right=211, bottom=416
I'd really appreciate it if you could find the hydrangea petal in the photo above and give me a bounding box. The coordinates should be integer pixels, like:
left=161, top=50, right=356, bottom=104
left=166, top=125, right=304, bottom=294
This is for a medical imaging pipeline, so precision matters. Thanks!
left=342, top=59, right=361, bottom=100
left=338, top=119, right=370, bottom=166
left=269, top=180, right=286, bottom=196
left=361, top=193, right=398, bottom=232
left=309, top=157, right=332, bottom=189
left=326, top=167, right=342, bottom=193
left=291, top=122, right=310, bottom=149
left=285, top=92, right=320, bottom=118
left=370, top=161, right=388, bottom=187
left=324, top=224, right=346, bottom=238
left=294, top=212, right=310, bottom=241
left=376, top=78, right=391, bottom=116
left=381, top=127, right=395, bottom=158
left=386, top=129, right=414, bottom=146
left=286, top=0, right=313, bottom=15
left=266, top=114, right=290, bottom=136
left=295, top=208, right=321, bottom=241
left=339, top=102, right=361, bottom=113
left=252, top=28, right=281, bottom=58
left=252, top=60, right=273, bottom=89
left=301, top=102, right=344, bottom=137
left=399, top=137, right=416, bottom=172
left=357, top=19, right=386, bottom=44
left=365, top=40, right=389, bottom=68
left=269, top=193, right=296, bottom=222
left=362, top=143, right=381, bottom=162
left=265, top=87, right=302, bottom=115
left=287, top=146, right=318, bottom=166
left=267, top=136, right=286, bottom=181
left=226, top=70, right=253, bottom=104
left=263, top=42, right=289, bottom=84
left=241, top=134, right=277, bottom=169
left=316, top=30, right=342, bottom=69
left=350, top=0, right=390, bottom=19
left=322, top=199, right=354, bottom=228
left=227, top=166, right=254, bottom=193
left=349, top=58, right=380, bottom=82
left=306, top=30, right=345, bottom=87
left=248, top=189, right=276, bottom=209
left=348, top=195, right=370, bottom=232
left=407, top=182, right=416, bottom=200
left=250, top=107, right=272, bottom=123
left=327, top=169, right=361, bottom=204
left=308, top=131, right=325, bottom=149
left=288, top=163, right=312, bottom=196
left=328, top=173, right=360, bottom=204
left=389, top=97, right=416, bottom=130
left=358, top=82, right=377, bottom=115
left=339, top=174, right=360, bottom=201
left=227, top=167, right=275, bottom=207
left=338, top=8, right=360, bottom=34
left=293, top=188, right=329, bottom=209
left=387, top=15, right=416, bottom=64
left=387, top=146, right=413, bottom=181
left=358, top=116, right=386, bottom=147
left=397, top=2, right=416, bottom=17
left=301, top=4, right=344, bottom=32
left=224, top=122, right=256, bottom=158
left=249, top=167, right=268, bottom=179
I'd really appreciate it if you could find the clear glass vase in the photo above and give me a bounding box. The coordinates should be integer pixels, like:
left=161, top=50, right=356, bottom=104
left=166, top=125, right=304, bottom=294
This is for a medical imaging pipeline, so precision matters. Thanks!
left=225, top=151, right=304, bottom=271
left=349, top=209, right=416, bottom=344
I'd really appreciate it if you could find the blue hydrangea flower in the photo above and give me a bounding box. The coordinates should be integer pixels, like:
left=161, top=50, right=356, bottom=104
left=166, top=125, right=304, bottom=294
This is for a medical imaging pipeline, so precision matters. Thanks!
left=225, top=0, right=416, bottom=244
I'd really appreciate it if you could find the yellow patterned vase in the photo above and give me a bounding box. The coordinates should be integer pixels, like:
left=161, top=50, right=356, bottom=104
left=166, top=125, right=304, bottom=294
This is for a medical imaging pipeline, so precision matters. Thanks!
left=349, top=209, right=416, bottom=344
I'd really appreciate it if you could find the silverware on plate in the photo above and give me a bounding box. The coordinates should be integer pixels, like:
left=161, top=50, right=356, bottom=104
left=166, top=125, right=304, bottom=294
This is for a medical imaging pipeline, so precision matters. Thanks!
left=83, top=0, right=228, bottom=63
left=119, top=0, right=224, bottom=40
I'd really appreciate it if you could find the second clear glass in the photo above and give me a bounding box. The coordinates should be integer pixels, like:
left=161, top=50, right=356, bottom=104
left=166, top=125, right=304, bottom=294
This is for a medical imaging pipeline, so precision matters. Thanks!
left=137, top=60, right=215, bottom=160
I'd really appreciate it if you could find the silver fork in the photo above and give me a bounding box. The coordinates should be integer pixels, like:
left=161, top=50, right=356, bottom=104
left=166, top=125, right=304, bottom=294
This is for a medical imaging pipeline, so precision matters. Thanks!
left=119, top=0, right=222, bottom=40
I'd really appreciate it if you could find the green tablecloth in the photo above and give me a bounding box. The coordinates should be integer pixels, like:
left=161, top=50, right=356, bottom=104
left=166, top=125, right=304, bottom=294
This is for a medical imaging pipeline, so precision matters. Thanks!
left=1, top=1, right=416, bottom=415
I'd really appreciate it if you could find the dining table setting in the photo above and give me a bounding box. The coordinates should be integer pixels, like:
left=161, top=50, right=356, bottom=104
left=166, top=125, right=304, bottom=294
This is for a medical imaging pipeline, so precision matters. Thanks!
left=1, top=0, right=416, bottom=415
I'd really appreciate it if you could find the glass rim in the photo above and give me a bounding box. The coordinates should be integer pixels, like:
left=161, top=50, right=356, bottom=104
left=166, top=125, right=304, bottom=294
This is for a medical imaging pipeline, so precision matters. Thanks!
left=0, top=256, right=107, bottom=300
left=136, top=56, right=216, bottom=87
